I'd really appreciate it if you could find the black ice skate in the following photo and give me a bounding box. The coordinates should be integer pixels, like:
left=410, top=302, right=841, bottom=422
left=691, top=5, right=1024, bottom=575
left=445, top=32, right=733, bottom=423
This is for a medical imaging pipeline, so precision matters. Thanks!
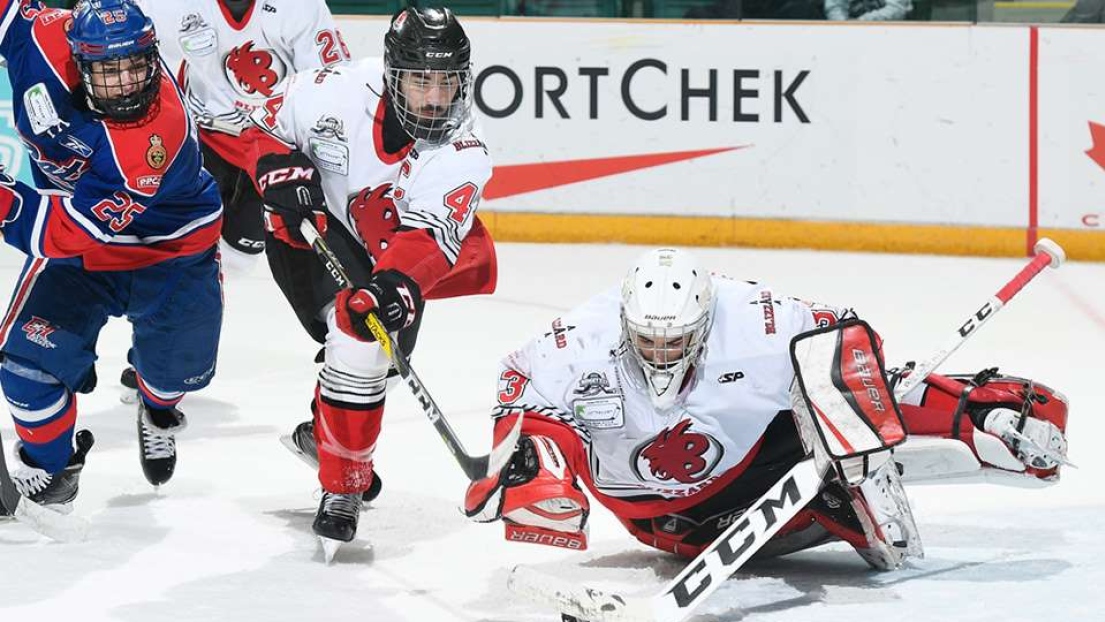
left=314, top=491, right=363, bottom=563
left=119, top=366, right=139, bottom=404
left=138, top=401, right=187, bottom=486
left=281, top=420, right=383, bottom=503
left=1, top=430, right=94, bottom=517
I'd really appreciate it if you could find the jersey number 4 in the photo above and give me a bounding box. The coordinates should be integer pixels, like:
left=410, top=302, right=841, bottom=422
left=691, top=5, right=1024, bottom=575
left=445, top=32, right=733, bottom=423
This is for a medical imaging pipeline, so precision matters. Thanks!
left=91, top=192, right=146, bottom=233
left=444, top=182, right=477, bottom=224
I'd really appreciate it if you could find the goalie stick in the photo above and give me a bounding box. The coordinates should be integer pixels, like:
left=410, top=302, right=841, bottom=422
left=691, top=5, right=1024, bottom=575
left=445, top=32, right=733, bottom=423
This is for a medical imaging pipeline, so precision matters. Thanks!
left=508, top=238, right=1066, bottom=622
left=297, top=219, right=520, bottom=481
left=0, top=429, right=90, bottom=542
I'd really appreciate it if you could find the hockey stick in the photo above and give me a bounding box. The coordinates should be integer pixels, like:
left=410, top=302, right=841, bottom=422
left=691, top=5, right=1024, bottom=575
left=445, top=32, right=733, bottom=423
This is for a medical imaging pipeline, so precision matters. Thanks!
left=0, top=429, right=90, bottom=542
left=297, top=219, right=521, bottom=481
left=508, top=239, right=1066, bottom=622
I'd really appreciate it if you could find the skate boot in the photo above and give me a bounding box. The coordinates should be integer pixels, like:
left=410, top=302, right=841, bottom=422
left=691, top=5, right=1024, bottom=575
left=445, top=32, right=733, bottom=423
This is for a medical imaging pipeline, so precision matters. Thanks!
left=119, top=367, right=139, bottom=404
left=1, top=430, right=94, bottom=516
left=281, top=420, right=382, bottom=503
left=314, top=491, right=363, bottom=563
left=850, top=459, right=923, bottom=570
left=138, top=401, right=187, bottom=486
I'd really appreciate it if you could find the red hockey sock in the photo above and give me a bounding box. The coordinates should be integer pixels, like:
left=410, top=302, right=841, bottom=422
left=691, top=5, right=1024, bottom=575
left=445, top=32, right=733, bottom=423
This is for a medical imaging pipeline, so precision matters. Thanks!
left=312, top=388, right=384, bottom=494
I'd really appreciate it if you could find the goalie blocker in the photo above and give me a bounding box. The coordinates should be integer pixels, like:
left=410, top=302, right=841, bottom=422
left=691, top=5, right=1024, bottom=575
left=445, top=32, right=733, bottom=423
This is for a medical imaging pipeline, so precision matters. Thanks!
left=789, top=319, right=923, bottom=568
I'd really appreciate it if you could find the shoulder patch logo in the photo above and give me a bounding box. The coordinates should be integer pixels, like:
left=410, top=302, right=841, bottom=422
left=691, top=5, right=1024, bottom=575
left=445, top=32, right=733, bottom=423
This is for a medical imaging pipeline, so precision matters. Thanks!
left=146, top=135, right=167, bottom=169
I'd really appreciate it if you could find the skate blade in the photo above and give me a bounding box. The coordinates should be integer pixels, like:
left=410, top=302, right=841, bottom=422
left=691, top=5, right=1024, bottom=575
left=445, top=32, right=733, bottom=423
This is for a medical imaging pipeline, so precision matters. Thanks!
left=318, top=536, right=344, bottom=564
left=280, top=435, right=319, bottom=469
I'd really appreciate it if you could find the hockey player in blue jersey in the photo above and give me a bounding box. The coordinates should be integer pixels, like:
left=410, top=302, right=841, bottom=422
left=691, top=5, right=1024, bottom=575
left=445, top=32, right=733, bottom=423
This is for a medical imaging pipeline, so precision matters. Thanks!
left=0, top=0, right=224, bottom=517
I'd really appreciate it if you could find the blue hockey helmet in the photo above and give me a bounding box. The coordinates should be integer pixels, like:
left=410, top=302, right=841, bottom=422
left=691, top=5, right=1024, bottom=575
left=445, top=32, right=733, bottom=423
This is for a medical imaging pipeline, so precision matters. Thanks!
left=67, top=0, right=161, bottom=121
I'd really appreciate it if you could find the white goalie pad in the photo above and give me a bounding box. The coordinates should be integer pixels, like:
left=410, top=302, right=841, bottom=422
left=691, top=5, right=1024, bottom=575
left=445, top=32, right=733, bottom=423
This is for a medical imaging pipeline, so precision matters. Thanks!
left=790, top=320, right=907, bottom=485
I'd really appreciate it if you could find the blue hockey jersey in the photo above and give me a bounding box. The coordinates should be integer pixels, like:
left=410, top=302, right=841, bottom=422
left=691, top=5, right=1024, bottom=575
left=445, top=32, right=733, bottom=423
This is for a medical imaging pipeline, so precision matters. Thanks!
left=0, top=1, right=221, bottom=270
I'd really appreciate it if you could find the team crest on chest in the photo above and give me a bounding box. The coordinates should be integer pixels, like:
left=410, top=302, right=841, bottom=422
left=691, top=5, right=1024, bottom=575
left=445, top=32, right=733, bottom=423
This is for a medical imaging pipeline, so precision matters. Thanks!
left=146, top=135, right=167, bottom=169
left=632, top=419, right=723, bottom=484
left=224, top=41, right=287, bottom=98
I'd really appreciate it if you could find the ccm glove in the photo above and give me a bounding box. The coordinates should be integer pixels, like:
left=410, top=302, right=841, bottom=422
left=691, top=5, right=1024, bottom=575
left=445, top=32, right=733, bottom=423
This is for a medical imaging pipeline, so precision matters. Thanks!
left=256, top=152, right=327, bottom=249
left=335, top=270, right=421, bottom=341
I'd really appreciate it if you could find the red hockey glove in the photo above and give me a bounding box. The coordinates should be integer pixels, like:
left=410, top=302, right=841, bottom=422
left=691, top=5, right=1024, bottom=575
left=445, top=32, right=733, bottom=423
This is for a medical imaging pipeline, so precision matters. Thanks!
left=464, top=435, right=589, bottom=550
left=256, top=152, right=327, bottom=249
left=334, top=270, right=421, bottom=342
left=0, top=167, right=20, bottom=225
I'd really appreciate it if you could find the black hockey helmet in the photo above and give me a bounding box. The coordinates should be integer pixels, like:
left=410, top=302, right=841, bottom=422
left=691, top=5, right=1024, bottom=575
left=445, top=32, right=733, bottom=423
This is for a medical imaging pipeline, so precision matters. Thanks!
left=383, top=6, right=473, bottom=144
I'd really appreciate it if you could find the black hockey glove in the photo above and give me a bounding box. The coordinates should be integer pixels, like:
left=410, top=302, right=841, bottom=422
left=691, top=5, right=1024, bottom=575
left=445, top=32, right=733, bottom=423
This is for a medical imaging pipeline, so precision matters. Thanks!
left=256, top=151, right=327, bottom=249
left=334, top=270, right=422, bottom=342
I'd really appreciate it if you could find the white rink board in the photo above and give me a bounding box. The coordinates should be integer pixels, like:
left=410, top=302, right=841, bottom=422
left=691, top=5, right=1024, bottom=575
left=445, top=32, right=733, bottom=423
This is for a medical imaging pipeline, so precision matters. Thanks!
left=1037, top=27, right=1105, bottom=232
left=338, top=18, right=1105, bottom=235
left=340, top=19, right=1030, bottom=225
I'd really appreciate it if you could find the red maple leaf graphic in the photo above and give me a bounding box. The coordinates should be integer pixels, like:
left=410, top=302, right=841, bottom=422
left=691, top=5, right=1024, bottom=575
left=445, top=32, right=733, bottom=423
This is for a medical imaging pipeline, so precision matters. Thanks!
left=1085, top=121, right=1105, bottom=172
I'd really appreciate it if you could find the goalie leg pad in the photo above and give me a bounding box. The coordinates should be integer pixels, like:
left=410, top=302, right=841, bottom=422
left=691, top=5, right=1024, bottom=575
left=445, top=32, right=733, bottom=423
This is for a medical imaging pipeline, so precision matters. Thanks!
left=465, top=435, right=589, bottom=550
left=901, top=370, right=1069, bottom=479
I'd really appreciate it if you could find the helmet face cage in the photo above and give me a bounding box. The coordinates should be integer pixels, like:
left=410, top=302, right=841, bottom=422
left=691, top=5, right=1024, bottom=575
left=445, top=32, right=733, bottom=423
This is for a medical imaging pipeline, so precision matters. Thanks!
left=385, top=63, right=473, bottom=145
left=621, top=309, right=711, bottom=410
left=76, top=48, right=161, bottom=121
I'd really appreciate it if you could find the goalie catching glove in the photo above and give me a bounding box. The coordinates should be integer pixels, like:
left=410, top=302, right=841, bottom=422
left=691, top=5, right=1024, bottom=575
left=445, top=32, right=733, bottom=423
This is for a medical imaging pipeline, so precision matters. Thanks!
left=464, top=434, right=590, bottom=550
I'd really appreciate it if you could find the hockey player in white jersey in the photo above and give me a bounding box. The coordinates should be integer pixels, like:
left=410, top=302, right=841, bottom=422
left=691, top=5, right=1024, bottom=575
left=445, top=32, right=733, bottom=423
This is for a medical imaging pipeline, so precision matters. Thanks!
left=134, top=0, right=351, bottom=269
left=465, top=248, right=1069, bottom=570
left=246, top=6, right=496, bottom=557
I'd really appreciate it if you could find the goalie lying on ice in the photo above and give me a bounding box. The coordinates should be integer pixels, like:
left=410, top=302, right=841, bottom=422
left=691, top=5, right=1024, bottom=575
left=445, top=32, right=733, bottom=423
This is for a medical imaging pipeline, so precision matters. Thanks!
left=463, top=248, right=1069, bottom=571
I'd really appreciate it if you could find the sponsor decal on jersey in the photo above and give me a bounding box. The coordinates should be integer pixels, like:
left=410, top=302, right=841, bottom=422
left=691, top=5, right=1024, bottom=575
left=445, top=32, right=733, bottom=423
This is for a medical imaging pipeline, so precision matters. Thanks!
left=633, top=419, right=723, bottom=484
left=308, top=137, right=349, bottom=176
left=263, top=3, right=277, bottom=13
left=59, top=135, right=93, bottom=158
left=572, top=371, right=625, bottom=429
left=146, top=135, right=167, bottom=169
left=224, top=41, right=287, bottom=98
left=573, top=396, right=624, bottom=430
left=136, top=174, right=162, bottom=189
left=24, top=83, right=64, bottom=135
left=717, top=371, right=744, bottom=383
left=543, top=317, right=574, bottom=349
left=179, top=29, right=216, bottom=56
left=22, top=316, right=57, bottom=349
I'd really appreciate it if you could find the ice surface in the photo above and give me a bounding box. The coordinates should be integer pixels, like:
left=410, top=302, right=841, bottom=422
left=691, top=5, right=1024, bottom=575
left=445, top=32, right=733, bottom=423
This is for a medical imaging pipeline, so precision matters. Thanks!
left=1, top=243, right=1102, bottom=622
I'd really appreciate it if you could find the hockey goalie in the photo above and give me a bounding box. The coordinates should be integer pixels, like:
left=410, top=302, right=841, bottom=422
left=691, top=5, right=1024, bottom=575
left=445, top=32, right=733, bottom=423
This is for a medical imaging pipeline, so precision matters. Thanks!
left=464, top=248, right=1069, bottom=570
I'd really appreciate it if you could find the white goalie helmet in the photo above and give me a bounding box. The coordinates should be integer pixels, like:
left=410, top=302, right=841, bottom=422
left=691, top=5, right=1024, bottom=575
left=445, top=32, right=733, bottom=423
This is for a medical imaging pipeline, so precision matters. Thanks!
left=620, top=248, right=716, bottom=411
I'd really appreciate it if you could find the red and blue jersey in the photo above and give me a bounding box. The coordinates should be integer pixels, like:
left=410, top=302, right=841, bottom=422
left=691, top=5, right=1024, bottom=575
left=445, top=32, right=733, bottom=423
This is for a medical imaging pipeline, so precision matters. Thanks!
left=0, top=1, right=221, bottom=270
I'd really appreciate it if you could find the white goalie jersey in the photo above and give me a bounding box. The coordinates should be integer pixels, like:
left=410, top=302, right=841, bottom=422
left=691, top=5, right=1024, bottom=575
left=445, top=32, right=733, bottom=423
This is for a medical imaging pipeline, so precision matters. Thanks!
left=495, top=279, right=848, bottom=502
left=250, top=59, right=492, bottom=264
left=137, top=0, right=349, bottom=133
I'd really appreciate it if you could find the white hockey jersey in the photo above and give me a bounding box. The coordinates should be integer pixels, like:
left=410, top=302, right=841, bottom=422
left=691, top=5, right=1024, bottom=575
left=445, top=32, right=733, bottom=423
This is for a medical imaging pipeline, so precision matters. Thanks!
left=495, top=279, right=847, bottom=513
left=251, top=59, right=493, bottom=268
left=137, top=0, right=348, bottom=132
